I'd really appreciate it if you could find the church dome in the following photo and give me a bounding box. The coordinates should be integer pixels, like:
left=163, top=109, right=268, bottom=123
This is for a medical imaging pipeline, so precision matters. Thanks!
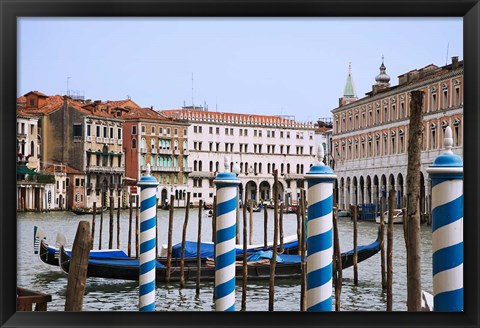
left=375, top=57, right=390, bottom=85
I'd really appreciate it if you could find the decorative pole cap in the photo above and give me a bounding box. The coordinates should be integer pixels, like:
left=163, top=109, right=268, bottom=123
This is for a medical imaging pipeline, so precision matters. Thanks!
left=214, top=156, right=239, bottom=186
left=138, top=163, right=159, bottom=186
left=305, top=146, right=336, bottom=180
left=426, top=126, right=463, bottom=176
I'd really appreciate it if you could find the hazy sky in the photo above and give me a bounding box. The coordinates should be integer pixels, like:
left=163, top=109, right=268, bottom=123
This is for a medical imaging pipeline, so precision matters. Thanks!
left=18, top=18, right=462, bottom=122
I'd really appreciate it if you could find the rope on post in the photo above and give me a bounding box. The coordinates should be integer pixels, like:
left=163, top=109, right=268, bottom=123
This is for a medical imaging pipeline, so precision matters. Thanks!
left=426, top=126, right=463, bottom=312
left=138, top=164, right=159, bottom=312
left=213, top=156, right=240, bottom=312
left=304, top=146, right=336, bottom=311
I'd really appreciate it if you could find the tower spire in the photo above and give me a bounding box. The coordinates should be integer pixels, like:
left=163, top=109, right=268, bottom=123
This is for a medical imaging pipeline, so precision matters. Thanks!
left=343, top=61, right=356, bottom=98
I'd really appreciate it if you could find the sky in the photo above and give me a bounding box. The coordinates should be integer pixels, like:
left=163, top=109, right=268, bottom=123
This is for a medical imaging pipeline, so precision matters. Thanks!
left=18, top=18, right=462, bottom=122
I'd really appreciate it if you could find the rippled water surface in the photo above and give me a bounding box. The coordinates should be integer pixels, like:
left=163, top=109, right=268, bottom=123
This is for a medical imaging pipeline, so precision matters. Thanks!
left=17, top=208, right=432, bottom=311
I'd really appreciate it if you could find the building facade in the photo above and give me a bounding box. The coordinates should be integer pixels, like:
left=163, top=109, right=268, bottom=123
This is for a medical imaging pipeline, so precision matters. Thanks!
left=122, top=107, right=190, bottom=207
left=331, top=57, right=463, bottom=220
left=161, top=108, right=317, bottom=206
left=17, top=92, right=137, bottom=209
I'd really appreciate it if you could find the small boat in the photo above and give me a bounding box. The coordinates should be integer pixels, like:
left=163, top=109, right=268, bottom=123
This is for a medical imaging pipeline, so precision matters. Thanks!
left=375, top=209, right=404, bottom=224
left=71, top=207, right=107, bottom=215
left=57, top=229, right=381, bottom=282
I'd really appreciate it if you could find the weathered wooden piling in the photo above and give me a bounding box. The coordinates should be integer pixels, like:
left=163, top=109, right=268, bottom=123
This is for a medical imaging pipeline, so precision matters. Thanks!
left=279, top=203, right=284, bottom=253
left=352, top=204, right=358, bottom=286
left=300, top=188, right=307, bottom=311
left=380, top=197, right=386, bottom=290
left=249, top=200, right=253, bottom=246
left=264, top=205, right=268, bottom=249
left=386, top=189, right=395, bottom=311
left=135, top=195, right=139, bottom=258
left=333, top=207, right=342, bottom=311
left=296, top=190, right=303, bottom=256
left=109, top=195, right=114, bottom=249
left=180, top=192, right=191, bottom=289
left=91, top=202, right=96, bottom=250
left=99, top=196, right=104, bottom=250
left=65, top=221, right=91, bottom=311
left=128, top=195, right=133, bottom=257
left=212, top=196, right=216, bottom=243
left=117, top=197, right=121, bottom=249
left=241, top=192, right=248, bottom=311
left=165, top=194, right=175, bottom=283
left=405, top=89, right=424, bottom=311
left=196, top=199, right=203, bottom=294
left=268, top=169, right=279, bottom=311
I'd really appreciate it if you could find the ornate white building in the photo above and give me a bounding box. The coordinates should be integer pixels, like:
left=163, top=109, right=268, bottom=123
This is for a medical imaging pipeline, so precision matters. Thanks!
left=161, top=109, right=317, bottom=206
left=331, top=57, right=463, bottom=222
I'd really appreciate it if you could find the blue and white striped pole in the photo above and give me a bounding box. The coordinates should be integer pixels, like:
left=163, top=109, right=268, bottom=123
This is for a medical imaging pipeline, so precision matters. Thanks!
left=426, top=126, right=463, bottom=312
left=304, top=146, right=337, bottom=311
left=138, top=164, right=159, bottom=311
left=213, top=156, right=240, bottom=311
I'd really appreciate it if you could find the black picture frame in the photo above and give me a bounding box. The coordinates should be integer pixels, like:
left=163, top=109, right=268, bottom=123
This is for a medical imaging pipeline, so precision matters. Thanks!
left=1, top=1, right=479, bottom=327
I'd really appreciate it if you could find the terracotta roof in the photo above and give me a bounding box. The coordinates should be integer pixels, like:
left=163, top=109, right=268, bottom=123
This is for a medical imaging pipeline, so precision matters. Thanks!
left=160, top=109, right=313, bottom=128
left=123, top=107, right=171, bottom=121
left=315, top=127, right=332, bottom=133
left=105, top=99, right=140, bottom=109
left=44, top=164, right=83, bottom=174
left=25, top=91, right=49, bottom=97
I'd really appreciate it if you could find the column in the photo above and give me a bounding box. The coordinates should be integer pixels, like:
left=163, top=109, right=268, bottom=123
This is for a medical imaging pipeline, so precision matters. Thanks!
left=304, top=147, right=337, bottom=311
left=138, top=164, right=159, bottom=311
left=426, top=126, right=463, bottom=311
left=214, top=156, right=240, bottom=311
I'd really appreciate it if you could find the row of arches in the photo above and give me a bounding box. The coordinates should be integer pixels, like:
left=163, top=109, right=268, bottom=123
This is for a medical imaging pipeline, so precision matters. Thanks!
left=336, top=171, right=427, bottom=215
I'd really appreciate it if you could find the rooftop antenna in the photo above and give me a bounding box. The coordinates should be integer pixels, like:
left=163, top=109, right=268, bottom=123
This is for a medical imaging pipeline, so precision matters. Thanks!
left=191, top=73, right=194, bottom=109
left=445, top=42, right=449, bottom=66
left=216, top=97, right=218, bottom=112
left=66, top=76, right=71, bottom=96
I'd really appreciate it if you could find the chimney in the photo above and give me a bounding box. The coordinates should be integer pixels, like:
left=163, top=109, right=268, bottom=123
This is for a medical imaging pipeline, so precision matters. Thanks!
left=452, top=56, right=459, bottom=70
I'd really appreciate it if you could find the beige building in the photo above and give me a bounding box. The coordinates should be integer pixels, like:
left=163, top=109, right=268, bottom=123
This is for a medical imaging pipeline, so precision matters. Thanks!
left=331, top=57, right=463, bottom=221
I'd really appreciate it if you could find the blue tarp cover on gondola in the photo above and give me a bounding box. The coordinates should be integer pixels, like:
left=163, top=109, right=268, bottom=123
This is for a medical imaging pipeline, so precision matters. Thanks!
left=343, top=240, right=380, bottom=256
left=247, top=251, right=301, bottom=264
left=88, top=258, right=165, bottom=268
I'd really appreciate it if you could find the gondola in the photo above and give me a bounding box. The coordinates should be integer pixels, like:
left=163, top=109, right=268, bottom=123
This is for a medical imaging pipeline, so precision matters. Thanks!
left=71, top=207, right=107, bottom=215
left=57, top=228, right=381, bottom=282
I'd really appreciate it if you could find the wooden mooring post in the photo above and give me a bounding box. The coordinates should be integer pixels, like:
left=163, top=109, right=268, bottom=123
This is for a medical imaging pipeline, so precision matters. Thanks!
left=380, top=197, right=386, bottom=290
left=165, top=194, right=175, bottom=283
left=279, top=203, right=284, bottom=253
left=116, top=196, right=121, bottom=249
left=180, top=192, right=191, bottom=288
left=109, top=195, right=114, bottom=249
left=196, top=200, right=203, bottom=294
left=99, top=196, right=104, bottom=250
left=268, top=169, right=279, bottom=311
left=296, top=192, right=302, bottom=256
left=333, top=206, right=342, bottom=311
left=127, top=195, right=133, bottom=257
left=300, top=188, right=307, bottom=311
left=352, top=204, right=358, bottom=286
left=65, top=221, right=91, bottom=311
left=264, top=205, right=268, bottom=249
left=241, top=192, right=248, bottom=311
left=91, top=202, right=96, bottom=250
left=386, top=189, right=395, bottom=311
left=249, top=200, right=253, bottom=246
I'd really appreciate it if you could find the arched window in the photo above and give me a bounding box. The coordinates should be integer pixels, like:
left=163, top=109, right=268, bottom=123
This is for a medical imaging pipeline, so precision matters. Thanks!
left=30, top=141, right=35, bottom=156
left=209, top=161, right=213, bottom=172
left=132, top=138, right=137, bottom=148
left=287, top=163, right=290, bottom=174
left=258, top=163, right=262, bottom=173
left=199, top=161, right=203, bottom=171
left=281, top=163, right=284, bottom=174
left=194, top=160, right=197, bottom=171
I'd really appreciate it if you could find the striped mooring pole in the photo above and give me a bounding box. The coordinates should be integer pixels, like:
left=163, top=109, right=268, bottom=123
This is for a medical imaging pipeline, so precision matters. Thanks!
left=426, top=126, right=463, bottom=311
left=138, top=164, right=159, bottom=311
left=304, top=146, right=337, bottom=311
left=213, top=156, right=240, bottom=311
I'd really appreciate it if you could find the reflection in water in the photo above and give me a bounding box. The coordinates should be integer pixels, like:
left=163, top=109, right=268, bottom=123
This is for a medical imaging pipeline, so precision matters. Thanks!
left=18, top=209, right=432, bottom=311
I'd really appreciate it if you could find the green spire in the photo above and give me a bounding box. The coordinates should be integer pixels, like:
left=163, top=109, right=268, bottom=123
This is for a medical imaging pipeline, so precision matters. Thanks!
left=343, top=62, right=356, bottom=98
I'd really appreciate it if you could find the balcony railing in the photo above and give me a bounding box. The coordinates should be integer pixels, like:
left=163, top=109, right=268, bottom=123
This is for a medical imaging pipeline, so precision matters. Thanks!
left=158, top=148, right=171, bottom=155
left=117, top=139, right=122, bottom=145
left=109, top=138, right=115, bottom=144
left=96, top=137, right=102, bottom=143
left=183, top=166, right=193, bottom=173
left=140, top=148, right=147, bottom=154
left=141, top=165, right=180, bottom=172
left=86, top=136, right=92, bottom=142
left=151, top=148, right=157, bottom=154
left=183, top=150, right=189, bottom=156
left=103, top=138, right=109, bottom=144
left=86, top=166, right=125, bottom=174
left=189, top=171, right=214, bottom=178
left=174, top=149, right=180, bottom=155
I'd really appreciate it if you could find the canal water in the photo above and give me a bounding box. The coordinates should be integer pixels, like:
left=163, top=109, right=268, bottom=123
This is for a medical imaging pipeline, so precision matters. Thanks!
left=17, top=208, right=433, bottom=311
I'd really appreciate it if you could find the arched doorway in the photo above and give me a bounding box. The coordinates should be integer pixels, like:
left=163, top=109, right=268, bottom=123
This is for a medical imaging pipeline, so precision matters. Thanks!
left=359, top=176, right=365, bottom=205
left=161, top=188, right=168, bottom=206
left=397, top=173, right=404, bottom=208
left=352, top=176, right=358, bottom=205
left=245, top=181, right=257, bottom=204
left=259, top=181, right=271, bottom=202
left=366, top=175, right=372, bottom=204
